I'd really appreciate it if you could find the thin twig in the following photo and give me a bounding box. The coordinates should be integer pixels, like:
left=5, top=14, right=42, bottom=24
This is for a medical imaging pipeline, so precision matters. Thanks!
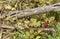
left=0, top=25, right=15, bottom=30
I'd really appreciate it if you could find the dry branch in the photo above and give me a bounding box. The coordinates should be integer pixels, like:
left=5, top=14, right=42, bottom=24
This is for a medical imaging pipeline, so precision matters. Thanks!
left=5, top=2, right=60, bottom=18
left=18, top=27, right=55, bottom=32
left=2, top=33, right=12, bottom=39
left=30, top=28, right=55, bottom=36
left=2, top=28, right=55, bottom=39
left=0, top=32, right=2, bottom=39
left=30, top=28, right=55, bottom=32
left=0, top=25, right=15, bottom=30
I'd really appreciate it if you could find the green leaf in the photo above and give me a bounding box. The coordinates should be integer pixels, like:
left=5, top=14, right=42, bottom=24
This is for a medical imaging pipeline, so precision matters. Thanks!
left=36, top=36, right=41, bottom=39
left=47, top=35, right=53, bottom=39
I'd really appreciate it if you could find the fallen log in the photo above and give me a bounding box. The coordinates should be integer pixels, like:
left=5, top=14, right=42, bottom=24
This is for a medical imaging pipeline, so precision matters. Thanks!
left=5, top=2, right=60, bottom=18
